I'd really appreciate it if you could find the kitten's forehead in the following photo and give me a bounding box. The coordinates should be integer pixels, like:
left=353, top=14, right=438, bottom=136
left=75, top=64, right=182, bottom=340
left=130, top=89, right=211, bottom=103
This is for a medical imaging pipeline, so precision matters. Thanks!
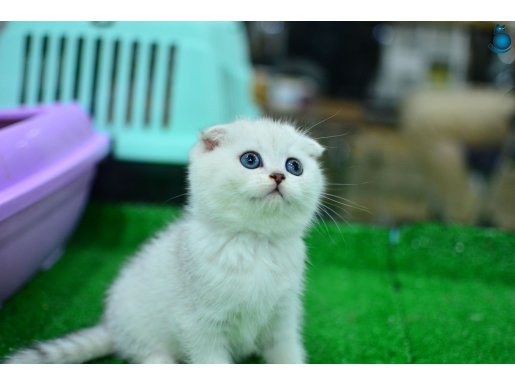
left=226, top=119, right=305, bottom=153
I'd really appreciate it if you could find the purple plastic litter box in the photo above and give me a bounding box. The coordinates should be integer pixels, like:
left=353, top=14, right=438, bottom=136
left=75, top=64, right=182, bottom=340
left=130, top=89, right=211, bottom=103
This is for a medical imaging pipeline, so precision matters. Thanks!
left=0, top=104, right=109, bottom=304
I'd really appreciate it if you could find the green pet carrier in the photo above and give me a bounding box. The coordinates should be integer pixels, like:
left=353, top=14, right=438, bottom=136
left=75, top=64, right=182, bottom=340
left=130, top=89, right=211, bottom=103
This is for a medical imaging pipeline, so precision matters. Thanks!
left=0, top=21, right=259, bottom=164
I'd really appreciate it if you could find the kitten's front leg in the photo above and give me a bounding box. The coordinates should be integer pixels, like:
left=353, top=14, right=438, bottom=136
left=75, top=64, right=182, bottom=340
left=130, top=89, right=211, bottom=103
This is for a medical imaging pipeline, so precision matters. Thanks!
left=190, top=349, right=232, bottom=364
left=183, top=325, right=232, bottom=364
left=264, top=336, right=305, bottom=364
left=262, top=297, right=306, bottom=364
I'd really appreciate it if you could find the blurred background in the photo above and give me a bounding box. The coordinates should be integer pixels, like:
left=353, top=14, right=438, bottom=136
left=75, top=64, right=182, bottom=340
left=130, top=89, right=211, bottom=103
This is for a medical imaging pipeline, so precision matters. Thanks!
left=248, top=21, right=515, bottom=230
left=1, top=21, right=514, bottom=230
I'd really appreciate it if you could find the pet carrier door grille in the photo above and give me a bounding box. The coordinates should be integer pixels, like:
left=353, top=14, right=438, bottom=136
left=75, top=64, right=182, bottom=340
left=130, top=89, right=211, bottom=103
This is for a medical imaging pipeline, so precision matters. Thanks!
left=18, top=34, right=178, bottom=131
left=0, top=22, right=259, bottom=164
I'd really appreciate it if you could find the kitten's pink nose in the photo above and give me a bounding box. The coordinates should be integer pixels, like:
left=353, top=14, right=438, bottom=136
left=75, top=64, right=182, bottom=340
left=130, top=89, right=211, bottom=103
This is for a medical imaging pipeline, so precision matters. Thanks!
left=270, top=172, right=286, bottom=185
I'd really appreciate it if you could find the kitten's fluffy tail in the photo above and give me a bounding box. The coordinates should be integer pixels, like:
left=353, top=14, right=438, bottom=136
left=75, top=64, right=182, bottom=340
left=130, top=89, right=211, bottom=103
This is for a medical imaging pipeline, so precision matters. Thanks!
left=4, top=324, right=113, bottom=364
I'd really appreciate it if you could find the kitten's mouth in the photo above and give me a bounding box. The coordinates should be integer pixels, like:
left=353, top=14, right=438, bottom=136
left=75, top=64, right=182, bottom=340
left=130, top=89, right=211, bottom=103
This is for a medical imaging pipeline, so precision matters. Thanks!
left=267, top=187, right=284, bottom=199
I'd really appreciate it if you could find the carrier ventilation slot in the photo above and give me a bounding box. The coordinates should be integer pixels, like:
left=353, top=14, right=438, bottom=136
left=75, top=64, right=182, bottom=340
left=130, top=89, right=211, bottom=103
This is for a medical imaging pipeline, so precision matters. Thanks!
left=89, top=38, right=102, bottom=118
left=144, top=43, right=158, bottom=126
left=36, top=35, right=49, bottom=103
left=18, top=35, right=177, bottom=129
left=54, top=36, right=66, bottom=100
left=73, top=37, right=84, bottom=100
left=125, top=41, right=139, bottom=125
left=19, top=34, right=32, bottom=104
left=162, top=45, right=176, bottom=128
left=107, top=40, right=120, bottom=124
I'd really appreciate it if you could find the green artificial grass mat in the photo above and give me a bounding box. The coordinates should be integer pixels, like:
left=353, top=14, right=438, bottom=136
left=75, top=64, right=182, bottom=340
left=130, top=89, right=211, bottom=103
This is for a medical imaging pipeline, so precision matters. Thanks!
left=0, top=202, right=514, bottom=363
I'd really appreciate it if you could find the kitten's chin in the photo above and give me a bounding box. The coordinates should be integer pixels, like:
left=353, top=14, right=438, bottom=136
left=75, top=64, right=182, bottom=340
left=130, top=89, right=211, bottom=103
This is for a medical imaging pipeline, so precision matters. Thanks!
left=248, top=188, right=286, bottom=202
left=266, top=187, right=284, bottom=200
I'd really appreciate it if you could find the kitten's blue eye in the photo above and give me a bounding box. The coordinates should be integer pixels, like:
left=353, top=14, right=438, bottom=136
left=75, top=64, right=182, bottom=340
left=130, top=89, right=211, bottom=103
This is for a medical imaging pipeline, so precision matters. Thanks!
left=286, top=158, right=303, bottom=176
left=240, top=151, right=262, bottom=169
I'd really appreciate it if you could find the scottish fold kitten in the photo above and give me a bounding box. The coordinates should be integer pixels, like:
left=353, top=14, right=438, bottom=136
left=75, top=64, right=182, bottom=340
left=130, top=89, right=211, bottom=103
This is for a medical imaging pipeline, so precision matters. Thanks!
left=6, top=118, right=325, bottom=364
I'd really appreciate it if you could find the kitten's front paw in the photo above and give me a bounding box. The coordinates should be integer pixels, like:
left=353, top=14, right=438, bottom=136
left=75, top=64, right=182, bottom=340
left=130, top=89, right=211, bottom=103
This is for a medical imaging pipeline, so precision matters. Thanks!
left=189, top=351, right=233, bottom=364
left=263, top=341, right=306, bottom=364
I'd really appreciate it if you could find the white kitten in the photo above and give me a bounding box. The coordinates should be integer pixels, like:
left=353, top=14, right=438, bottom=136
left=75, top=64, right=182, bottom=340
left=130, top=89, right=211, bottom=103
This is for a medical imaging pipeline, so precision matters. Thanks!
left=5, top=118, right=325, bottom=364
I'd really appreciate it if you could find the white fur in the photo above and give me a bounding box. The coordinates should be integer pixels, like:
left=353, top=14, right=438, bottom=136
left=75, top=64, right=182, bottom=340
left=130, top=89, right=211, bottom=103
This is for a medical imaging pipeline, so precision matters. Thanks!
left=6, top=118, right=325, bottom=364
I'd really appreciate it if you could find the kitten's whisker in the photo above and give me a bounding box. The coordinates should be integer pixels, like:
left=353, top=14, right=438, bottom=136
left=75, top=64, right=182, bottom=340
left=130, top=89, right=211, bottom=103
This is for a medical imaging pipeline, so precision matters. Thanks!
left=313, top=133, right=349, bottom=140
left=321, top=203, right=351, bottom=225
left=322, top=199, right=351, bottom=217
left=325, top=187, right=359, bottom=192
left=324, top=192, right=367, bottom=205
left=164, top=192, right=188, bottom=203
left=322, top=193, right=370, bottom=212
left=312, top=214, right=320, bottom=228
left=326, top=181, right=372, bottom=186
left=315, top=207, right=336, bottom=243
left=324, top=197, right=350, bottom=215
left=302, top=109, right=342, bottom=134
left=319, top=204, right=346, bottom=242
left=317, top=207, right=336, bottom=243
left=321, top=194, right=370, bottom=214
left=321, top=201, right=353, bottom=224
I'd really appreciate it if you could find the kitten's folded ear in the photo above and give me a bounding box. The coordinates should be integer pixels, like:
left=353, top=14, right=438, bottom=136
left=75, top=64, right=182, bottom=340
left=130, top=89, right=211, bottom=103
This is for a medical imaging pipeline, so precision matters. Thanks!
left=304, top=138, right=325, bottom=159
left=200, top=126, right=226, bottom=152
